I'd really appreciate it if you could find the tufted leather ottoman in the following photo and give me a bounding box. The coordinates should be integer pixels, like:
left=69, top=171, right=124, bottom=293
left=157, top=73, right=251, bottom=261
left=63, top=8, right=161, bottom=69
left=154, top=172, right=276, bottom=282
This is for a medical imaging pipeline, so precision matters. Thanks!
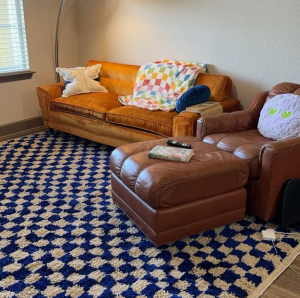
left=110, top=136, right=249, bottom=246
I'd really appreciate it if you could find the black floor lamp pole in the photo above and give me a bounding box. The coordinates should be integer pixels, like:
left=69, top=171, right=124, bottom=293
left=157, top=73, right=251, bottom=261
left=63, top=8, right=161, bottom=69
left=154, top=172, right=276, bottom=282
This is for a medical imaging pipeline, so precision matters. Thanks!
left=55, top=0, right=66, bottom=83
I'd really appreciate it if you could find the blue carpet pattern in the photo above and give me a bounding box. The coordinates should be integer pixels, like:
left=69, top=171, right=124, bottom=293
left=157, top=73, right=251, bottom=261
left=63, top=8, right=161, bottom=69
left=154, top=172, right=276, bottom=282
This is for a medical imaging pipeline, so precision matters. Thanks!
left=0, top=131, right=299, bottom=298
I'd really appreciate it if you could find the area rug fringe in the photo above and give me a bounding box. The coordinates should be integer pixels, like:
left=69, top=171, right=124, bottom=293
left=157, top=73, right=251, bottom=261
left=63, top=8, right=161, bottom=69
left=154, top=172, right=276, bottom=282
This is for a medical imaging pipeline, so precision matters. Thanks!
left=249, top=242, right=300, bottom=298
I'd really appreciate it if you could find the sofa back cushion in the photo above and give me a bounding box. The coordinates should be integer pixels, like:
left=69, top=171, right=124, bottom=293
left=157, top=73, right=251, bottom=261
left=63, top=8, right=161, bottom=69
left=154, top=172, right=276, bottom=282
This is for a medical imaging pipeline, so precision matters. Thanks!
left=194, top=73, right=232, bottom=102
left=87, top=60, right=232, bottom=101
left=87, top=60, right=139, bottom=96
left=264, top=82, right=300, bottom=104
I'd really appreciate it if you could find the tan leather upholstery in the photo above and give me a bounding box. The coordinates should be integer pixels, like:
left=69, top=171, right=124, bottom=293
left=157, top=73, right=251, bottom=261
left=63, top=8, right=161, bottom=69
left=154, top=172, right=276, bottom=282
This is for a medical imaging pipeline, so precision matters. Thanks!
left=107, top=106, right=176, bottom=137
left=37, top=61, right=240, bottom=147
left=51, top=92, right=121, bottom=121
left=197, top=82, right=300, bottom=221
left=110, top=136, right=248, bottom=245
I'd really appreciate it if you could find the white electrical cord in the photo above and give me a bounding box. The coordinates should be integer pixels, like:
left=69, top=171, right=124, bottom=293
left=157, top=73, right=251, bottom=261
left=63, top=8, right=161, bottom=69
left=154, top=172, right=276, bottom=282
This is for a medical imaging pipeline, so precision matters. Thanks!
left=269, top=230, right=300, bottom=275
left=275, top=231, right=300, bottom=241
left=275, top=231, right=300, bottom=237
left=257, top=229, right=300, bottom=297
left=271, top=239, right=300, bottom=276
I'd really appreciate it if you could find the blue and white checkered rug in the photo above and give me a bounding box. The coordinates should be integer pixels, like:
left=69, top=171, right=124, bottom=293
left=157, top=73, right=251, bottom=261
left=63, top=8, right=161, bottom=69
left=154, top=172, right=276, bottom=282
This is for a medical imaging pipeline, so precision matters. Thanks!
left=0, top=131, right=299, bottom=298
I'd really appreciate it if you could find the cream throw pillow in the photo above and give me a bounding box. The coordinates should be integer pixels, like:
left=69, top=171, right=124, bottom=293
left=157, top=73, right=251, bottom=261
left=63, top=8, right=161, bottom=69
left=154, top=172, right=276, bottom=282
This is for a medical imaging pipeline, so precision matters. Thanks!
left=56, top=64, right=108, bottom=97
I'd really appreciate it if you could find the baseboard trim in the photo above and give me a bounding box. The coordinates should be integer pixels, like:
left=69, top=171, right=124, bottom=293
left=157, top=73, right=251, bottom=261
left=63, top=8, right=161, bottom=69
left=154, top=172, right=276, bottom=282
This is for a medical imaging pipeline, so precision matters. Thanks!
left=0, top=117, right=46, bottom=142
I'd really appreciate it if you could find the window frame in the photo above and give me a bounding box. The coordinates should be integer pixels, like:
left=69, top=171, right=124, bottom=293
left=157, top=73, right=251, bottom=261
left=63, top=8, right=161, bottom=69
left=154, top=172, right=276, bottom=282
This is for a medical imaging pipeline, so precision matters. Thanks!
left=0, top=0, right=34, bottom=83
left=0, top=70, right=35, bottom=83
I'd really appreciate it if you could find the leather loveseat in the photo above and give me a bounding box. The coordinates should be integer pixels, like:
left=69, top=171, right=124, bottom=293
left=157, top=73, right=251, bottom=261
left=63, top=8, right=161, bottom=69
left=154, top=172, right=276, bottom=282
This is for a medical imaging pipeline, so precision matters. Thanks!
left=37, top=61, right=240, bottom=147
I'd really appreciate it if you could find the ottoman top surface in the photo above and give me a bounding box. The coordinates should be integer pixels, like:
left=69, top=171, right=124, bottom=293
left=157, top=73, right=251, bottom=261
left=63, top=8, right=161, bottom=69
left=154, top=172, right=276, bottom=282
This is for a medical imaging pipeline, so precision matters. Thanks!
left=110, top=136, right=249, bottom=209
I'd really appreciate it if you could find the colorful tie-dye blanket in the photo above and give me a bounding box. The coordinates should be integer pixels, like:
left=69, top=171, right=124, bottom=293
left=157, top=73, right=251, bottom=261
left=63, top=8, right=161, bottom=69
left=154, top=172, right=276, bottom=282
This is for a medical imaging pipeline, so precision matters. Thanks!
left=118, top=59, right=206, bottom=112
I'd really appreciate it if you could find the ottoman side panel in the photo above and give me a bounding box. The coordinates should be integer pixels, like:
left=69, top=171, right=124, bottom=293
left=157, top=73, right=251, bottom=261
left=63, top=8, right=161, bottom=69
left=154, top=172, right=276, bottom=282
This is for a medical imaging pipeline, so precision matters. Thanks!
left=156, top=188, right=246, bottom=232
left=111, top=171, right=247, bottom=246
left=155, top=208, right=245, bottom=246
left=111, top=173, right=157, bottom=230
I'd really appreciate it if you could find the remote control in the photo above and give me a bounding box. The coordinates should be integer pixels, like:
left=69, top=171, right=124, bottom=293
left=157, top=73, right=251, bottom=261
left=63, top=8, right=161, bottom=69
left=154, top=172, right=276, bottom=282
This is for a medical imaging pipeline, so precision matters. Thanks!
left=167, top=140, right=192, bottom=149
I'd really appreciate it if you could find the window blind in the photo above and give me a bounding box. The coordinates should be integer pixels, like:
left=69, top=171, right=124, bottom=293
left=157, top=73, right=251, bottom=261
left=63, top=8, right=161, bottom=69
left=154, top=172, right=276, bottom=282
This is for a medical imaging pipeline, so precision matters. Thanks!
left=0, top=0, right=29, bottom=74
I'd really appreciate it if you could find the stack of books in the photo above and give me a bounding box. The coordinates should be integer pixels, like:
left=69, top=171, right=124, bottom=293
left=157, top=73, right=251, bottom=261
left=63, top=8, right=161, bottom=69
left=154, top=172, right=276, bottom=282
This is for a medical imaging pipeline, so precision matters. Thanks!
left=148, top=145, right=194, bottom=163
left=185, top=101, right=223, bottom=117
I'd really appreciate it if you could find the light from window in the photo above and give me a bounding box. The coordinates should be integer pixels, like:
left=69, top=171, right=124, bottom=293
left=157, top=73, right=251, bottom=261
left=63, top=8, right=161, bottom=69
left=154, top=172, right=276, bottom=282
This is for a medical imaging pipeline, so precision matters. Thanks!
left=0, top=0, right=29, bottom=74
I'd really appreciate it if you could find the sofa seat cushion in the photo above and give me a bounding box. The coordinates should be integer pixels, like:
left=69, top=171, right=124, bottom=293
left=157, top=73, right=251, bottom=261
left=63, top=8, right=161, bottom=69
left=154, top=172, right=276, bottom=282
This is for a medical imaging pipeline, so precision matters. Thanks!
left=51, top=92, right=121, bottom=121
left=203, top=129, right=269, bottom=178
left=106, top=106, right=177, bottom=137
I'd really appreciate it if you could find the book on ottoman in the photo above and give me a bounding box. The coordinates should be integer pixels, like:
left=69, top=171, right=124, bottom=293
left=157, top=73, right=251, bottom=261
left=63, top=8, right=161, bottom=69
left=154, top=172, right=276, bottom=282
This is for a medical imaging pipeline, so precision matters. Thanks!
left=148, top=145, right=194, bottom=163
left=185, top=102, right=223, bottom=117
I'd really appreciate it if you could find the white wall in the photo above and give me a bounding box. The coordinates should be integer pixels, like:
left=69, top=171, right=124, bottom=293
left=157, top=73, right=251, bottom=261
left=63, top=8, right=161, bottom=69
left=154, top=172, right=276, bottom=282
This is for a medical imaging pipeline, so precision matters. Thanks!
left=76, top=0, right=300, bottom=109
left=0, top=0, right=79, bottom=126
left=2, top=0, right=299, bottom=126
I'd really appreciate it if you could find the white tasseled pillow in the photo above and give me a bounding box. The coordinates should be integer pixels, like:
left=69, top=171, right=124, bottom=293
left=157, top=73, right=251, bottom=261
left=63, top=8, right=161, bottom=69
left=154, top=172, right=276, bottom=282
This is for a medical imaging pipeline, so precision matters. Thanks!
left=56, top=64, right=108, bottom=97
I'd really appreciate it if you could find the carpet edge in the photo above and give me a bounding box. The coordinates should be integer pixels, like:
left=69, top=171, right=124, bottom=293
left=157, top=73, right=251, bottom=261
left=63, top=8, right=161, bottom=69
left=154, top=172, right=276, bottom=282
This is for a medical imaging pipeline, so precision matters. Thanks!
left=249, top=242, right=300, bottom=298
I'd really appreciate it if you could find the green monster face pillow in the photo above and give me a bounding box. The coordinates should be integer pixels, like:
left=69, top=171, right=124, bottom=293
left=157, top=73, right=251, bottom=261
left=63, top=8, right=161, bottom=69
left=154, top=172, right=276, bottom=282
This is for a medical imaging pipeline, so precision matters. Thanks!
left=258, top=94, right=300, bottom=140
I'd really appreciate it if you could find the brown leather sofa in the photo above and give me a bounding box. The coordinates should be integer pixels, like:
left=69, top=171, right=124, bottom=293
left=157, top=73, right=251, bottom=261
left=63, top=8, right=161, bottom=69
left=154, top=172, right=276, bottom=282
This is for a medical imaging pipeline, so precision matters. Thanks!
left=37, top=61, right=240, bottom=147
left=197, top=82, right=300, bottom=221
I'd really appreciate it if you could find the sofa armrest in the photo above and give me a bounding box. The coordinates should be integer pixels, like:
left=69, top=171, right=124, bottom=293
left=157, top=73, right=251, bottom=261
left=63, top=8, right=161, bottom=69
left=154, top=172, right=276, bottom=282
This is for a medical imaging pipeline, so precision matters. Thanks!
left=173, top=112, right=200, bottom=137
left=36, top=83, right=65, bottom=126
left=196, top=110, right=256, bottom=140
left=220, top=98, right=240, bottom=113
left=253, top=137, right=300, bottom=220
left=263, top=136, right=300, bottom=151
